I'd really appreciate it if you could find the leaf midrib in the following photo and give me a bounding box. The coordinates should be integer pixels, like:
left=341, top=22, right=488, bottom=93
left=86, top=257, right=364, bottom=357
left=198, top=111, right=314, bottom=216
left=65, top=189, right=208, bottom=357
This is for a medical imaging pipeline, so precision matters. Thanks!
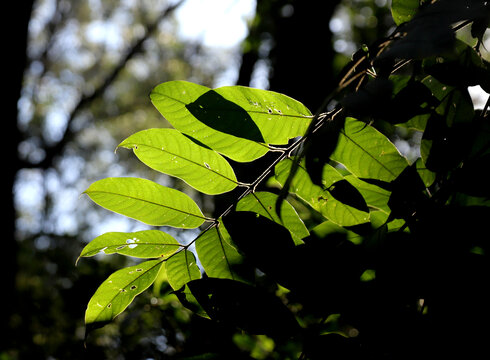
left=86, top=190, right=207, bottom=221
left=216, top=226, right=236, bottom=280
left=82, top=242, right=183, bottom=257
left=154, top=91, right=312, bottom=120
left=340, top=130, right=399, bottom=178
left=92, top=259, right=164, bottom=323
left=125, top=142, right=238, bottom=185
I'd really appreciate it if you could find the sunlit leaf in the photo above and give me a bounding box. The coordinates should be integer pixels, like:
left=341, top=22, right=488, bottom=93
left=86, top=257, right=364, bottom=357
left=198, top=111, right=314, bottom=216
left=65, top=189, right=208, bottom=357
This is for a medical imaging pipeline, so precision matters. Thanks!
left=85, top=259, right=164, bottom=325
left=275, top=158, right=370, bottom=226
left=195, top=222, right=249, bottom=281
left=344, top=175, right=391, bottom=214
left=150, top=81, right=312, bottom=162
left=415, top=158, right=435, bottom=187
left=78, top=230, right=182, bottom=262
left=151, top=80, right=267, bottom=162
left=236, top=191, right=309, bottom=244
left=391, top=0, right=419, bottom=25
left=212, top=85, right=312, bottom=144
left=330, top=117, right=408, bottom=182
left=118, top=128, right=238, bottom=195
left=83, top=177, right=207, bottom=228
left=166, top=250, right=201, bottom=291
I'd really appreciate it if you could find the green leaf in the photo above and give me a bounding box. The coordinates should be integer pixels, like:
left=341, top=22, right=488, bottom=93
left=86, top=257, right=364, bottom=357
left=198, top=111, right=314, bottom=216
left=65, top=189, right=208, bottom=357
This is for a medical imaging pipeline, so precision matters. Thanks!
left=311, top=221, right=363, bottom=245
left=344, top=175, right=391, bottom=214
left=391, top=0, right=419, bottom=25
left=173, top=283, right=210, bottom=319
left=78, top=230, right=182, bottom=262
left=85, top=259, right=164, bottom=325
left=150, top=81, right=312, bottom=162
left=236, top=191, right=309, bottom=244
left=166, top=250, right=201, bottom=291
left=150, top=80, right=267, bottom=162
left=212, top=85, right=312, bottom=144
left=415, top=158, right=435, bottom=187
left=330, top=117, right=408, bottom=182
left=195, top=222, right=248, bottom=281
left=118, top=128, right=238, bottom=195
left=83, top=177, right=207, bottom=228
left=275, top=158, right=370, bottom=226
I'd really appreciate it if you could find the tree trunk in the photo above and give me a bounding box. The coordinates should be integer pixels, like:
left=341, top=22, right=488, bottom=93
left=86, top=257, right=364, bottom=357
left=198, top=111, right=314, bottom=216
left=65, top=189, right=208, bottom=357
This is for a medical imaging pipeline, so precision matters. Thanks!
left=3, top=0, right=35, bottom=345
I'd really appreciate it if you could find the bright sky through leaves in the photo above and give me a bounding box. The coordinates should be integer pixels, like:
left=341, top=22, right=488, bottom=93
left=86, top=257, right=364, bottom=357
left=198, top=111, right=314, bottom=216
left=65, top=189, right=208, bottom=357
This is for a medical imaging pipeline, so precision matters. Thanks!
left=175, top=0, right=256, bottom=48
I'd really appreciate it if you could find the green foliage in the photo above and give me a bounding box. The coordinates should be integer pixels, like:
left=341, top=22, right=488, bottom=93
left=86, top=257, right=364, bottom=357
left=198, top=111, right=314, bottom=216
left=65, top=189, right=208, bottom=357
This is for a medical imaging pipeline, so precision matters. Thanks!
left=150, top=80, right=312, bottom=162
left=80, top=0, right=490, bottom=357
left=391, top=0, right=419, bottom=25
left=83, top=177, right=207, bottom=228
left=236, top=191, right=310, bottom=244
left=85, top=259, right=165, bottom=326
left=118, top=128, right=238, bottom=195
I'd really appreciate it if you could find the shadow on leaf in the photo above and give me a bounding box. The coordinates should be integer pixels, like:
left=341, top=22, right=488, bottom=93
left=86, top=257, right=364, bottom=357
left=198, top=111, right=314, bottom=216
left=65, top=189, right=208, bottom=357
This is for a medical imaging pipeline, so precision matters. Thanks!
left=186, top=90, right=265, bottom=143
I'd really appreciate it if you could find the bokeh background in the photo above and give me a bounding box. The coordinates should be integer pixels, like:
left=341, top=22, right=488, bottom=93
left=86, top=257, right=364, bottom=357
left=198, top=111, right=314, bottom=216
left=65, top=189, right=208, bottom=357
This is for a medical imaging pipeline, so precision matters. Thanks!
left=4, top=0, right=489, bottom=358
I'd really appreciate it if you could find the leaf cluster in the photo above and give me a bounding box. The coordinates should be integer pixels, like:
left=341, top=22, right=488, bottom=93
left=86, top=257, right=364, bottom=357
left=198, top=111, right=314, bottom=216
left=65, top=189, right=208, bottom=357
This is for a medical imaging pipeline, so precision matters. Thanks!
left=80, top=0, right=490, bottom=358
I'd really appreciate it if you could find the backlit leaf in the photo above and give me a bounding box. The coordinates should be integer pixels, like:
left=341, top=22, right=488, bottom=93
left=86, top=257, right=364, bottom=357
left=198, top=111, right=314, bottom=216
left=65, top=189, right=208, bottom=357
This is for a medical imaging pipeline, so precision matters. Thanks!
left=166, top=250, right=201, bottom=291
left=83, top=177, right=206, bottom=228
left=118, top=128, right=238, bottom=195
left=150, top=80, right=267, bottom=162
left=275, top=158, right=370, bottom=226
left=85, top=259, right=164, bottom=325
left=150, top=81, right=312, bottom=162
left=195, top=222, right=248, bottom=281
left=236, top=191, right=309, bottom=244
left=330, top=117, right=408, bottom=182
left=212, top=85, right=312, bottom=144
left=78, top=230, right=182, bottom=261
left=344, top=175, right=391, bottom=214
left=391, top=0, right=419, bottom=25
